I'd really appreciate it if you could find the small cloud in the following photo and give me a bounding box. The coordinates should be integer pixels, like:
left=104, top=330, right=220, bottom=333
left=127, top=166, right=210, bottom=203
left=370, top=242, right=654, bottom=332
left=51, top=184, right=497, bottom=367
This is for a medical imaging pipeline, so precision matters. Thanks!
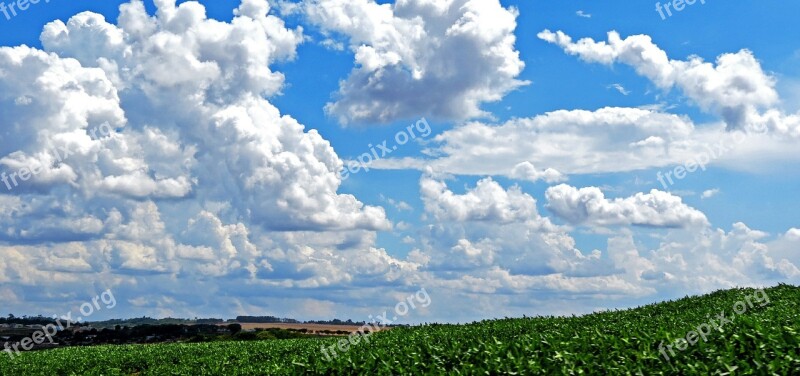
left=396, top=221, right=411, bottom=231
left=394, top=200, right=413, bottom=211
left=576, top=10, right=592, bottom=18
left=14, top=96, right=32, bottom=105
left=638, top=102, right=678, bottom=112
left=319, top=38, right=345, bottom=51
left=273, top=0, right=302, bottom=16
left=509, top=161, right=566, bottom=183
left=629, top=136, right=665, bottom=148
left=402, top=236, right=416, bottom=244
left=607, top=83, right=630, bottom=96
left=380, top=195, right=413, bottom=211
left=701, top=189, right=720, bottom=199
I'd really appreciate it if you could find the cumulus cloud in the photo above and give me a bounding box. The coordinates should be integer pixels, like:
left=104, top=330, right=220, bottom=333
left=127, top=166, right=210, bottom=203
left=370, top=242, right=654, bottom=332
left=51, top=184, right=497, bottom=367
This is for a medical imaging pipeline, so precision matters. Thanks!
left=2, top=1, right=799, bottom=323
left=537, top=30, right=788, bottom=132
left=303, top=0, right=528, bottom=125
left=611, top=222, right=800, bottom=293
left=32, top=0, right=390, bottom=232
left=373, top=106, right=705, bottom=176
left=421, top=175, right=543, bottom=224
left=509, top=161, right=566, bottom=183
left=545, top=184, right=709, bottom=228
left=371, top=30, right=800, bottom=177
left=415, top=175, right=611, bottom=280
left=0, top=0, right=412, bottom=318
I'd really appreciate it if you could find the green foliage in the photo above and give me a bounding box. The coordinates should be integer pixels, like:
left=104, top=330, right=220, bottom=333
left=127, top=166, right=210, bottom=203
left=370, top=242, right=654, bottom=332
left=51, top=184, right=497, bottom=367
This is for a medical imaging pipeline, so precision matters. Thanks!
left=1, top=285, right=799, bottom=375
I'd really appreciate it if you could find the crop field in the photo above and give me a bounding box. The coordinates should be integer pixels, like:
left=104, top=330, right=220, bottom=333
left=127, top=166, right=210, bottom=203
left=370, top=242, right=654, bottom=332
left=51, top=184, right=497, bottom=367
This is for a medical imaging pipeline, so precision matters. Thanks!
left=1, top=284, right=799, bottom=375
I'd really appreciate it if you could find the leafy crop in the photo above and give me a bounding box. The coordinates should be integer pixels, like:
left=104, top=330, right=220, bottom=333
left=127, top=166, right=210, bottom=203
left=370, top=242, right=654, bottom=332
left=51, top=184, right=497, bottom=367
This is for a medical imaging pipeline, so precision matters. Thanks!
left=1, top=284, right=798, bottom=375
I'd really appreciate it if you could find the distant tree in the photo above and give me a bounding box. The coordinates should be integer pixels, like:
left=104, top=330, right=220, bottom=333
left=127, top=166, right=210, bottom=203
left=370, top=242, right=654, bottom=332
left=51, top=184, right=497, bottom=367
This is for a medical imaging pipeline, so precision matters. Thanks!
left=234, top=331, right=257, bottom=340
left=227, top=323, right=242, bottom=334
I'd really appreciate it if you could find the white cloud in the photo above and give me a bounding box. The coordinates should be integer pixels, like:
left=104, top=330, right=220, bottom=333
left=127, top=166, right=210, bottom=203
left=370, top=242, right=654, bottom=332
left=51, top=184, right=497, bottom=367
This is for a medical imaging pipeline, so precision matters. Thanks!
left=416, top=176, right=609, bottom=280
left=421, top=175, right=545, bottom=224
left=303, top=0, right=528, bottom=125
left=32, top=0, right=390, bottom=232
left=2, top=1, right=799, bottom=323
left=0, top=0, right=412, bottom=317
left=701, top=188, right=720, bottom=199
left=371, top=38, right=800, bottom=177
left=607, top=83, right=630, bottom=96
left=538, top=30, right=782, bottom=131
left=545, top=184, right=709, bottom=228
left=611, top=222, right=800, bottom=293
left=319, top=38, right=344, bottom=51
left=373, top=106, right=703, bottom=176
left=509, top=161, right=566, bottom=183
left=380, top=195, right=413, bottom=211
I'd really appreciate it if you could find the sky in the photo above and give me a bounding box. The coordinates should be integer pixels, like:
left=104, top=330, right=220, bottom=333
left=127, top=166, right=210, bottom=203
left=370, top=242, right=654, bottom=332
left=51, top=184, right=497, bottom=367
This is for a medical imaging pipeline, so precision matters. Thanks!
left=0, top=0, right=799, bottom=324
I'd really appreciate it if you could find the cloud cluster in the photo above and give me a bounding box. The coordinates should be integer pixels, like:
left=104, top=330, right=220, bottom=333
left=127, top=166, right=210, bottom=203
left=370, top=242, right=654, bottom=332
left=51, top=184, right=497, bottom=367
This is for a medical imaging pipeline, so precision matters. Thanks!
left=421, top=176, right=543, bottom=224
left=31, top=0, right=392, bottom=231
left=538, top=30, right=778, bottom=130
left=373, top=30, right=800, bottom=178
left=1, top=3, right=799, bottom=323
left=0, top=0, right=419, bottom=318
left=406, top=176, right=800, bottom=319
left=545, top=184, right=709, bottom=228
left=303, top=0, right=528, bottom=125
left=373, top=106, right=703, bottom=176
left=414, top=175, right=619, bottom=288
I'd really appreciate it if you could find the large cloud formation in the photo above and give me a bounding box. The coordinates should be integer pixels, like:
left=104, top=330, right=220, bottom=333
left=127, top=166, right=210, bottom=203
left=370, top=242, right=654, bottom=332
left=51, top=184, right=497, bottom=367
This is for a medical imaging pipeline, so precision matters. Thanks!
left=302, top=0, right=528, bottom=125
left=537, top=30, right=779, bottom=131
left=371, top=30, right=800, bottom=178
left=1, top=2, right=799, bottom=323
left=404, top=175, right=800, bottom=320
left=0, top=0, right=420, bottom=319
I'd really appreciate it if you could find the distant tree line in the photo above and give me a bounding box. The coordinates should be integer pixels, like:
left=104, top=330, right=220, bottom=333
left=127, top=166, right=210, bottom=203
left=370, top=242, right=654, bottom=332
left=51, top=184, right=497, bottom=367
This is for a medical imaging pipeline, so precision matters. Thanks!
left=233, top=316, right=369, bottom=326
left=234, top=316, right=299, bottom=324
left=4, top=314, right=383, bottom=329
left=2, top=323, right=322, bottom=351
left=304, top=318, right=367, bottom=326
left=1, top=314, right=87, bottom=327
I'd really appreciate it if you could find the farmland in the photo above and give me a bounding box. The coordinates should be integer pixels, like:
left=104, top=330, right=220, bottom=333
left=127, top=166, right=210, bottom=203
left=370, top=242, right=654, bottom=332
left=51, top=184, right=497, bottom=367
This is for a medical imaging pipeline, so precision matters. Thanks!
left=1, top=284, right=798, bottom=375
left=230, top=322, right=383, bottom=334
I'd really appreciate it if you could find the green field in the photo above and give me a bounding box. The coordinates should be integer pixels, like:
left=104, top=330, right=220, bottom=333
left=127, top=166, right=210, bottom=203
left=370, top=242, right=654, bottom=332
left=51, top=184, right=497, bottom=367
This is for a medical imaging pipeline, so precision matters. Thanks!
left=2, top=285, right=799, bottom=375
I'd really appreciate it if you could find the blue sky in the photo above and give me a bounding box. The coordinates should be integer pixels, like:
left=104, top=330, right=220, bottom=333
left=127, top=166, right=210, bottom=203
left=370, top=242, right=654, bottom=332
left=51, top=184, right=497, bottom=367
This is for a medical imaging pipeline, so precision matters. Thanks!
left=0, top=0, right=799, bottom=323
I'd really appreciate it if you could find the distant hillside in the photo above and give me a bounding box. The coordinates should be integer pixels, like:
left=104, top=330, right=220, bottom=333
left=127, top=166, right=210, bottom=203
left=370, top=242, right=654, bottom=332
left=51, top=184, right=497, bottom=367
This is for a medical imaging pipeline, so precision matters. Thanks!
left=2, top=284, right=799, bottom=375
